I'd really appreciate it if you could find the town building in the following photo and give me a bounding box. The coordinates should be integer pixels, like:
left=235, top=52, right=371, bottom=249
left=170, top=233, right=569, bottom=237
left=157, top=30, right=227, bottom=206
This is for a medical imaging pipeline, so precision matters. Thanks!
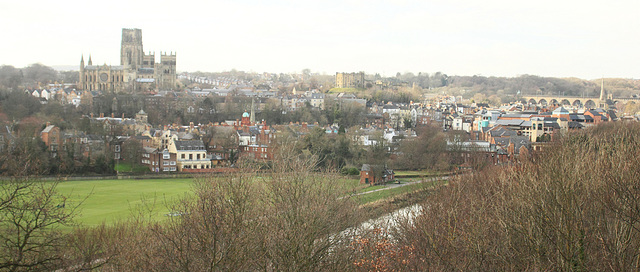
left=168, top=139, right=211, bottom=171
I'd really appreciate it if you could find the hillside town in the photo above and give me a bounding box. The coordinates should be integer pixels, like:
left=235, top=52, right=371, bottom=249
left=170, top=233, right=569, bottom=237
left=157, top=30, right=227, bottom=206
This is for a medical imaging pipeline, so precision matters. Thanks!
left=3, top=70, right=628, bottom=180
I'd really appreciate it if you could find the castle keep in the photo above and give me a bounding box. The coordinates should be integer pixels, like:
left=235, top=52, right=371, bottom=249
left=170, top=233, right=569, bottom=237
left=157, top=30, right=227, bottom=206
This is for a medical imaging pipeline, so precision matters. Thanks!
left=335, top=72, right=365, bottom=88
left=79, top=28, right=177, bottom=92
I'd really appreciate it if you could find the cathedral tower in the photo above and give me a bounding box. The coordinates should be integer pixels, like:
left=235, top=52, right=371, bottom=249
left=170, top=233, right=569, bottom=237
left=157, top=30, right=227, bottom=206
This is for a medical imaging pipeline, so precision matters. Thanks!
left=120, top=28, right=144, bottom=69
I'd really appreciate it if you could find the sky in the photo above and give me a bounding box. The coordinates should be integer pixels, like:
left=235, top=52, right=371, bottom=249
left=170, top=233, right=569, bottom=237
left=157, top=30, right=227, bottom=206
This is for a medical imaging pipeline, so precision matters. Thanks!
left=0, top=0, right=638, bottom=79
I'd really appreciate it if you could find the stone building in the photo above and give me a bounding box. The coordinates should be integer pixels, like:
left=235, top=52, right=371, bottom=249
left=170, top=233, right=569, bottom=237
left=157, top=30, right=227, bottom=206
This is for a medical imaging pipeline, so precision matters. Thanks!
left=335, top=72, right=365, bottom=88
left=79, top=28, right=177, bottom=92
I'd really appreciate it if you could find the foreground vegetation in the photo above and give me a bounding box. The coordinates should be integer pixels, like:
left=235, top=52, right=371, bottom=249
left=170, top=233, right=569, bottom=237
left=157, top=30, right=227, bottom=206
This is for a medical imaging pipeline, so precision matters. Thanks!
left=354, top=122, right=640, bottom=271
left=2, top=122, right=640, bottom=271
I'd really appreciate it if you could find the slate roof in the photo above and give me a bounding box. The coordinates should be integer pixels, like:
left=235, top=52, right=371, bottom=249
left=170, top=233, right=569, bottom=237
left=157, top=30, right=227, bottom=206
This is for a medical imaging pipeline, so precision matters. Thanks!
left=489, top=126, right=518, bottom=137
left=174, top=140, right=206, bottom=151
left=495, top=119, right=525, bottom=126
left=552, top=107, right=570, bottom=114
left=568, top=121, right=584, bottom=129
left=382, top=104, right=399, bottom=110
left=509, top=136, right=531, bottom=154
left=42, top=125, right=56, bottom=133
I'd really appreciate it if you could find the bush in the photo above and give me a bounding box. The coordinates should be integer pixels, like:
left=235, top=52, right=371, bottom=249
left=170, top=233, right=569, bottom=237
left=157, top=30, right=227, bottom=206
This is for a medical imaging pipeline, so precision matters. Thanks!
left=89, top=157, right=362, bottom=271
left=340, top=166, right=360, bottom=176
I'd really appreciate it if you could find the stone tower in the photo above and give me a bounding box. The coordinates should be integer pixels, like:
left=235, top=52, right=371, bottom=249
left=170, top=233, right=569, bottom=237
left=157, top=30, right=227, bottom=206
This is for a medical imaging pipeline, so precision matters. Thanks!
left=120, top=28, right=144, bottom=69
left=157, top=52, right=177, bottom=89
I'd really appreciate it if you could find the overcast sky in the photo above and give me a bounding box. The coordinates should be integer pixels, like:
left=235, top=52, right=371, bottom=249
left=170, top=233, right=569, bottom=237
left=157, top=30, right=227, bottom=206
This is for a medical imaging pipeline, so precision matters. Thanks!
left=0, top=0, right=638, bottom=79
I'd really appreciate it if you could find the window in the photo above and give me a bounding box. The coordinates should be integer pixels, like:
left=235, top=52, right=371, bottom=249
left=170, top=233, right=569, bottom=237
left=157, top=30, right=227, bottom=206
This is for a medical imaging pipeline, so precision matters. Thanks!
left=170, top=167, right=176, bottom=171
left=197, top=154, right=200, bottom=160
left=114, top=153, right=120, bottom=159
left=115, top=145, right=120, bottom=152
left=170, top=161, right=176, bottom=165
left=181, top=154, right=185, bottom=159
left=163, top=167, right=169, bottom=171
left=189, top=154, right=193, bottom=160
left=163, top=161, right=169, bottom=165
left=163, top=154, right=170, bottom=159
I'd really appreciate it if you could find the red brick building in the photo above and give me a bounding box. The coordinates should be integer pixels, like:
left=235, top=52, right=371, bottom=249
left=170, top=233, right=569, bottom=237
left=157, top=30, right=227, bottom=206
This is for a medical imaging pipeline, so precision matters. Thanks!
left=360, top=164, right=395, bottom=185
left=142, top=148, right=178, bottom=173
left=41, top=124, right=62, bottom=154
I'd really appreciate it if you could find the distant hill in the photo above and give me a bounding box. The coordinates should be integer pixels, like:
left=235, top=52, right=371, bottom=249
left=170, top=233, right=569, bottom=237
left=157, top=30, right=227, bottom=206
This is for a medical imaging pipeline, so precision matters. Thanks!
left=424, top=75, right=640, bottom=102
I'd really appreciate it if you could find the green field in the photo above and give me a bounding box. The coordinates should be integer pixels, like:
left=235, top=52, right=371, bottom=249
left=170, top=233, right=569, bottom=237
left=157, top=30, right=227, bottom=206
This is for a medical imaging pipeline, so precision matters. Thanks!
left=56, top=178, right=193, bottom=227
left=355, top=182, right=433, bottom=204
left=54, top=176, right=366, bottom=227
left=393, top=170, right=446, bottom=176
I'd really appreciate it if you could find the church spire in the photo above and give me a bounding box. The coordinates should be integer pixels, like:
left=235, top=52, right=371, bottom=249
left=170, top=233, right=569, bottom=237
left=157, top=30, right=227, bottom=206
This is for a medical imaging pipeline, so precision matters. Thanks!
left=88, top=55, right=92, bottom=66
left=80, top=54, right=84, bottom=65
left=250, top=98, right=256, bottom=123
left=599, top=78, right=604, bottom=100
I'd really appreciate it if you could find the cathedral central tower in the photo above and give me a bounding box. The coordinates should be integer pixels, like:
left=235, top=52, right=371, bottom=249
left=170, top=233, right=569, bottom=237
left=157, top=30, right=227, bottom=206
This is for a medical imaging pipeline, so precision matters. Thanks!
left=120, top=28, right=144, bottom=69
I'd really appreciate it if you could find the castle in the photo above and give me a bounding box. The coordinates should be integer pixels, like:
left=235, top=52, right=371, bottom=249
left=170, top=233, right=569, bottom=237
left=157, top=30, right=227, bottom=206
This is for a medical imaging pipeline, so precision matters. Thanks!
left=335, top=72, right=365, bottom=88
left=79, top=28, right=177, bottom=92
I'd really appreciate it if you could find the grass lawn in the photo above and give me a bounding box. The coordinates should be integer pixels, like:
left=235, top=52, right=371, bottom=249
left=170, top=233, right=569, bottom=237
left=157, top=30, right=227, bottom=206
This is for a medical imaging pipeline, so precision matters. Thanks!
left=356, top=181, right=435, bottom=204
left=55, top=178, right=193, bottom=228
left=343, top=176, right=367, bottom=191
left=357, top=180, right=406, bottom=193
left=50, top=175, right=413, bottom=228
left=393, top=170, right=446, bottom=176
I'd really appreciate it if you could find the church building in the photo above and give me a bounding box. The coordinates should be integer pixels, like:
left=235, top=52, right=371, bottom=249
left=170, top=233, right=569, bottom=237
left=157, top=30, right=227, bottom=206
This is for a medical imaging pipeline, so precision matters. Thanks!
left=79, top=28, right=177, bottom=92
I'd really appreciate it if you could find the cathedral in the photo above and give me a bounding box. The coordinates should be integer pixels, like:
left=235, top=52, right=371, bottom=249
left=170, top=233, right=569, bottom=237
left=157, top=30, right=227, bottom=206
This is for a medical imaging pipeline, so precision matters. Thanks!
left=79, top=28, right=177, bottom=92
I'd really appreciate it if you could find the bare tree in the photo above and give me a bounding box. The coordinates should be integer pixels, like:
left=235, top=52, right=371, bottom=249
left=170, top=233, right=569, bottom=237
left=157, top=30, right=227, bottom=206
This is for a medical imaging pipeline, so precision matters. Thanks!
left=0, top=178, right=79, bottom=271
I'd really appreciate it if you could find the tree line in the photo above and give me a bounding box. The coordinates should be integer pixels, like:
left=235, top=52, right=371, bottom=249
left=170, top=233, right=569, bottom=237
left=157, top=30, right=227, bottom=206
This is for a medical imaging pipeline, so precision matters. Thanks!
left=0, top=64, right=76, bottom=90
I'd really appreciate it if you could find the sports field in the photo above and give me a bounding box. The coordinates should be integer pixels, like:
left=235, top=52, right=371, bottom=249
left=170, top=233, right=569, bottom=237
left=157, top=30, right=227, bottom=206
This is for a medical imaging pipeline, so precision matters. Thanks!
left=55, top=178, right=194, bottom=227
left=52, top=176, right=427, bottom=227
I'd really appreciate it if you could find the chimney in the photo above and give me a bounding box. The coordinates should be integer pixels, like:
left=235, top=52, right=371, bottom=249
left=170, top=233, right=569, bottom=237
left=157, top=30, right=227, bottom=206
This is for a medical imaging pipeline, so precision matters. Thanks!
left=90, top=113, right=94, bottom=118
left=122, top=113, right=125, bottom=119
left=100, top=113, right=104, bottom=118
left=46, top=122, right=51, bottom=127
left=302, top=122, right=307, bottom=129
left=111, top=113, right=114, bottom=118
